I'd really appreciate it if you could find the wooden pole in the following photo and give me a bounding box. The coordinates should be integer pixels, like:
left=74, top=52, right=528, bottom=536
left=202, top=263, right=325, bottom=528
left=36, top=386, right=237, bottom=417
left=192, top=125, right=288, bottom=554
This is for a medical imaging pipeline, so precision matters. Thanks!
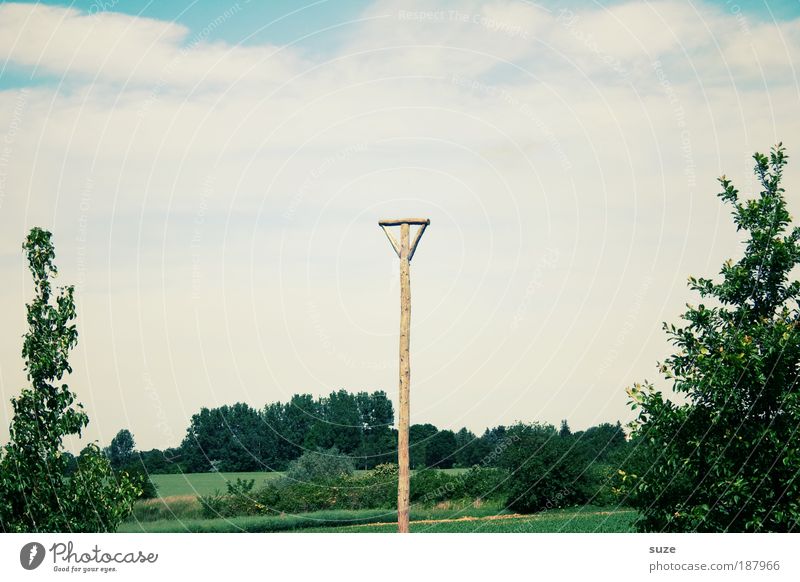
left=397, top=223, right=411, bottom=533
left=378, top=218, right=428, bottom=534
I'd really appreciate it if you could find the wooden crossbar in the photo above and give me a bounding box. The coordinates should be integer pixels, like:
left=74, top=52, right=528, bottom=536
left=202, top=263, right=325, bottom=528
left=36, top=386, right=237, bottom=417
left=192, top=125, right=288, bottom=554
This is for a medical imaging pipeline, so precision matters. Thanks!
left=378, top=218, right=430, bottom=226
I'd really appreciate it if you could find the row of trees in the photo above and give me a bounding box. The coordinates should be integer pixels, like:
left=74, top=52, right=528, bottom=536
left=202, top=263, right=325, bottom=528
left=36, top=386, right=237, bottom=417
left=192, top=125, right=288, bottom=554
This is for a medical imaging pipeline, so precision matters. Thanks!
left=115, top=398, right=627, bottom=476
left=176, top=391, right=394, bottom=472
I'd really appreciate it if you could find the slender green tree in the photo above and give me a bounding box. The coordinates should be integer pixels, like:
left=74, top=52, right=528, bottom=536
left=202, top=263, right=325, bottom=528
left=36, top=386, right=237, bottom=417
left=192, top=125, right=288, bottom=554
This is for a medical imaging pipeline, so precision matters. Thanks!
left=106, top=429, right=135, bottom=470
left=0, top=228, right=140, bottom=532
left=624, top=145, right=800, bottom=532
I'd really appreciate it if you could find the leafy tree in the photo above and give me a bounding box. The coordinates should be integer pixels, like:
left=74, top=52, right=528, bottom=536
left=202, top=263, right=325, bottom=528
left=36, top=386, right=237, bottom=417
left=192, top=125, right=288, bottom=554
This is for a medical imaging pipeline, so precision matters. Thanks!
left=355, top=390, right=395, bottom=468
left=559, top=419, right=572, bottom=438
left=138, top=447, right=182, bottom=474
left=262, top=401, right=295, bottom=469
left=575, top=422, right=625, bottom=462
left=306, top=389, right=361, bottom=453
left=0, top=228, right=140, bottom=532
left=453, top=427, right=482, bottom=467
left=106, top=429, right=135, bottom=470
left=624, top=145, right=800, bottom=532
left=425, top=429, right=458, bottom=468
left=282, top=394, right=320, bottom=460
left=181, top=403, right=274, bottom=472
left=409, top=423, right=438, bottom=468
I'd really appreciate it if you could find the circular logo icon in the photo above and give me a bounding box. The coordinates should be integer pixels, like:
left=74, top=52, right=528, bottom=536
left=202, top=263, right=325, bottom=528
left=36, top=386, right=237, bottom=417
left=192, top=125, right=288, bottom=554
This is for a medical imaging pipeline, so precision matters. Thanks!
left=20, top=542, right=46, bottom=570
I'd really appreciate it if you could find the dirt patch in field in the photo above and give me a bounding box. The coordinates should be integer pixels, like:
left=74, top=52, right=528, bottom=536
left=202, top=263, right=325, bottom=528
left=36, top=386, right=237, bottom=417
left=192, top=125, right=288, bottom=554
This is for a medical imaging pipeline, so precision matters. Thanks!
left=352, top=509, right=633, bottom=529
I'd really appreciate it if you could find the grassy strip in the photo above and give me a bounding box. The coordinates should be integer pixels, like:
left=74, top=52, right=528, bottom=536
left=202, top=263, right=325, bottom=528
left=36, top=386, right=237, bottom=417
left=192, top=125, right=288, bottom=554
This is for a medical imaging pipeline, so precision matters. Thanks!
left=300, top=507, right=637, bottom=533
left=130, top=495, right=204, bottom=522
left=118, top=508, right=398, bottom=533
left=119, top=502, right=508, bottom=533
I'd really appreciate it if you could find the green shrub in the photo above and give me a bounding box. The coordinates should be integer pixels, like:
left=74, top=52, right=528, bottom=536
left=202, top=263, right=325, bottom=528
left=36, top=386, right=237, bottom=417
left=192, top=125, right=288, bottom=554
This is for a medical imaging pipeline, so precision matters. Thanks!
left=196, top=463, right=508, bottom=518
left=412, top=469, right=462, bottom=503
left=199, top=479, right=257, bottom=518
left=284, top=448, right=354, bottom=484
left=462, top=467, right=509, bottom=500
left=342, top=464, right=396, bottom=509
left=199, top=464, right=395, bottom=517
left=499, top=423, right=591, bottom=513
left=226, top=477, right=255, bottom=495
left=198, top=491, right=228, bottom=518
left=412, top=467, right=509, bottom=505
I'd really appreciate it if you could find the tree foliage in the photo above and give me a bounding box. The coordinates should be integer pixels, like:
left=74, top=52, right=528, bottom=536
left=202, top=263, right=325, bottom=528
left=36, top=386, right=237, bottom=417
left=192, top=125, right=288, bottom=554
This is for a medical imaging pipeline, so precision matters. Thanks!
left=106, top=429, right=135, bottom=470
left=624, top=145, right=800, bottom=532
left=0, top=228, right=140, bottom=532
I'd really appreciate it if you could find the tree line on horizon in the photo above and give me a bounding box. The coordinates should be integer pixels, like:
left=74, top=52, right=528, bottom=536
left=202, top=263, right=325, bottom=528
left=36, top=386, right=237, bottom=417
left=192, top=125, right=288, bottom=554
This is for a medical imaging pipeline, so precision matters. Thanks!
left=101, top=389, right=627, bottom=476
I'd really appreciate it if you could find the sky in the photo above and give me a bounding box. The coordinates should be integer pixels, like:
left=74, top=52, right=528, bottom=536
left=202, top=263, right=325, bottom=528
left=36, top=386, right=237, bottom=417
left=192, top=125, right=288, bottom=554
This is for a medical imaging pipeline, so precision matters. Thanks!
left=0, top=0, right=799, bottom=451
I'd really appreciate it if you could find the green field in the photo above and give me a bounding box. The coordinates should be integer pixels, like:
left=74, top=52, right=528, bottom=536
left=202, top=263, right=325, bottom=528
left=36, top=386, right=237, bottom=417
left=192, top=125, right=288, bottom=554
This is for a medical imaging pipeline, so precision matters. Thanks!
left=150, top=471, right=284, bottom=498
left=149, top=468, right=469, bottom=498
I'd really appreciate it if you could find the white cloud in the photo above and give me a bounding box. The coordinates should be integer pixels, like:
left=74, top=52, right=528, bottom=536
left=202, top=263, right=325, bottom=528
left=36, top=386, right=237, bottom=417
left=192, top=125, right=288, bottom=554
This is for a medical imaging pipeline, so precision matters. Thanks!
left=0, top=2, right=304, bottom=87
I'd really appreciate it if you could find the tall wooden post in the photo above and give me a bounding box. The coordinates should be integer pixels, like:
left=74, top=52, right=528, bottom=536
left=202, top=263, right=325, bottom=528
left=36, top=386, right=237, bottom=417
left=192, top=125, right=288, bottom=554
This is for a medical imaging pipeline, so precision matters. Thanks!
left=378, top=218, right=429, bottom=533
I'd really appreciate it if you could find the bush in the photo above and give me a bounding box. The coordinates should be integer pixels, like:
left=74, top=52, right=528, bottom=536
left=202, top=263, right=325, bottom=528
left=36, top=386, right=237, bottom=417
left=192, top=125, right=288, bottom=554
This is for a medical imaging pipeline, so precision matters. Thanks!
left=199, top=478, right=258, bottom=518
left=342, top=464, right=396, bottom=509
left=462, top=467, right=510, bottom=500
left=410, top=467, right=510, bottom=505
left=196, top=463, right=513, bottom=518
left=499, top=423, right=591, bottom=514
left=411, top=469, right=462, bottom=503
left=198, top=463, right=394, bottom=517
left=284, top=448, right=354, bottom=484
